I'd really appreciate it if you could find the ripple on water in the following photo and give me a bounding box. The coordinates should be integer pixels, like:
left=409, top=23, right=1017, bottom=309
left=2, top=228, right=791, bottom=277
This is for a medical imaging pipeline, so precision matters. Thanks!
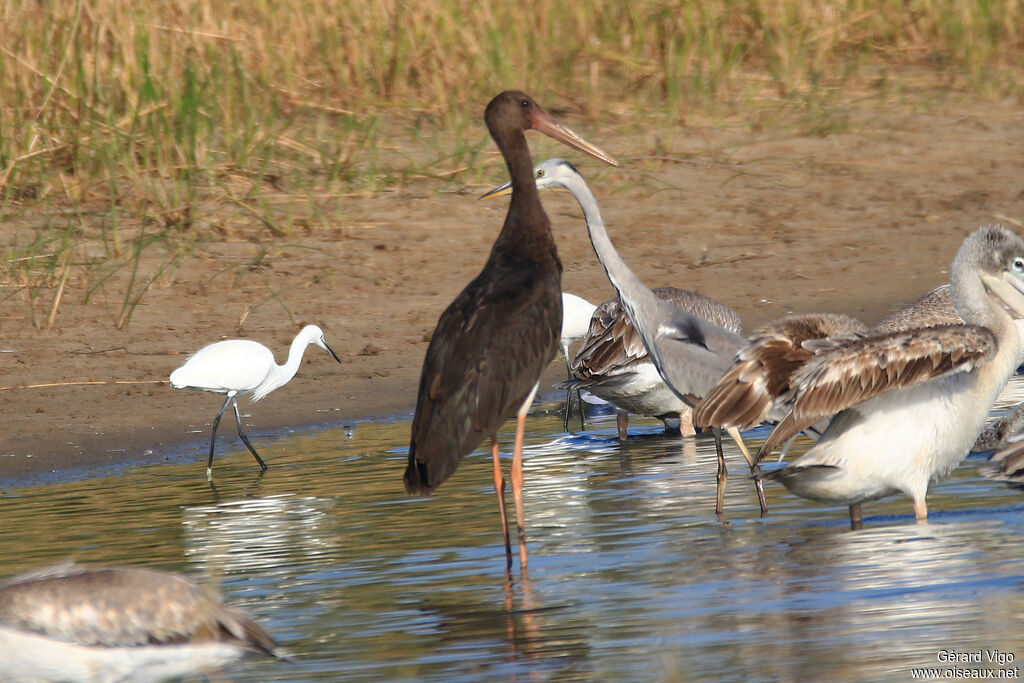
left=2, top=379, right=1024, bottom=681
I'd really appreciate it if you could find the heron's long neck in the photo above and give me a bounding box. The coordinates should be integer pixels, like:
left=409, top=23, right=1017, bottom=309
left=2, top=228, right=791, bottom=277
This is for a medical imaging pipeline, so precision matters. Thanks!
left=565, top=176, right=660, bottom=312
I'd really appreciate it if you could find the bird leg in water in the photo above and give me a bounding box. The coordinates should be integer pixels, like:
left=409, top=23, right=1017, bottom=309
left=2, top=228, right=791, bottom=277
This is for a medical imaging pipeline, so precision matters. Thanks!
left=492, top=435, right=513, bottom=568
left=207, top=394, right=234, bottom=480
left=849, top=503, right=863, bottom=531
left=913, top=499, right=928, bottom=523
left=616, top=410, right=629, bottom=441
left=726, top=426, right=768, bottom=517
left=511, top=382, right=539, bottom=569
left=713, top=427, right=728, bottom=516
left=232, top=398, right=268, bottom=473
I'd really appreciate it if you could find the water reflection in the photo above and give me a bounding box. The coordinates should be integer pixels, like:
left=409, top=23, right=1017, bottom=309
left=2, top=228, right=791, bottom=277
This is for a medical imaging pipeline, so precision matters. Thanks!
left=1, top=380, right=1023, bottom=681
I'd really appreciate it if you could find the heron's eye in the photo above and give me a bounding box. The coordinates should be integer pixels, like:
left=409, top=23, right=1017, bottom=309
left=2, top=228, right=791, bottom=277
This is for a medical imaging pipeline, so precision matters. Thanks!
left=1014, top=258, right=1024, bottom=273
left=536, top=170, right=545, bottom=178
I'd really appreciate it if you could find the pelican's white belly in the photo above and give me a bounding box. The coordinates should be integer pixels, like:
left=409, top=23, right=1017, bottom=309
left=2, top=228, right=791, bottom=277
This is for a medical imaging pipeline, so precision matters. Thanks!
left=778, top=371, right=997, bottom=505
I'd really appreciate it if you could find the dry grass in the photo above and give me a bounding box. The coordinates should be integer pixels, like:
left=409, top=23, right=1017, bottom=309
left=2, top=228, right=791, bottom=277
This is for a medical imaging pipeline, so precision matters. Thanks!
left=1, top=0, right=1023, bottom=330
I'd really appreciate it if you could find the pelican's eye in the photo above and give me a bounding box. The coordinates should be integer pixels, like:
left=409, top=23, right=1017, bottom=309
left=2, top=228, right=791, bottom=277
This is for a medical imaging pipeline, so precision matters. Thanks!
left=536, top=169, right=545, bottom=179
left=1014, top=257, right=1024, bottom=273
left=520, top=98, right=529, bottom=108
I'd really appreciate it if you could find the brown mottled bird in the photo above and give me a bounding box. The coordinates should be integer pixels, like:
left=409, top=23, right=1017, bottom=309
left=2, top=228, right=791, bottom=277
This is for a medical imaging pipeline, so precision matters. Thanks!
left=0, top=563, right=290, bottom=681
left=404, top=91, right=620, bottom=568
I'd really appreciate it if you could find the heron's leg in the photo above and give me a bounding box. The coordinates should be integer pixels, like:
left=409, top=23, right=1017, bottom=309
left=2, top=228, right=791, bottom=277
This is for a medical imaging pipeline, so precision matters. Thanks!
left=576, top=387, right=586, bottom=431
left=849, top=503, right=864, bottom=531
left=511, top=382, right=539, bottom=568
left=726, top=426, right=767, bottom=517
left=913, top=499, right=928, bottom=523
left=713, top=427, right=727, bottom=516
left=207, top=394, right=233, bottom=480
left=232, top=398, right=268, bottom=472
left=492, top=434, right=512, bottom=568
left=616, top=410, right=629, bottom=442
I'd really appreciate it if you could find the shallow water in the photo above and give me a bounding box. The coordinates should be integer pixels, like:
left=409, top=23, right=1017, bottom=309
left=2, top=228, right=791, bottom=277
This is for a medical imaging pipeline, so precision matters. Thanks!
left=3, top=378, right=1024, bottom=682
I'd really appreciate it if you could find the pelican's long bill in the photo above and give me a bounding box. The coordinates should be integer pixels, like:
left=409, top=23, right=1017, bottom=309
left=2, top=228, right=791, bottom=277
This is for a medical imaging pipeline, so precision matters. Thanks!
left=528, top=110, right=621, bottom=168
left=982, top=272, right=1024, bottom=318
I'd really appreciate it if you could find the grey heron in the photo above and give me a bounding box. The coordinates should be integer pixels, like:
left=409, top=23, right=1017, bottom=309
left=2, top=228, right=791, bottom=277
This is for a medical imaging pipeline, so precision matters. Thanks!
left=482, top=157, right=766, bottom=516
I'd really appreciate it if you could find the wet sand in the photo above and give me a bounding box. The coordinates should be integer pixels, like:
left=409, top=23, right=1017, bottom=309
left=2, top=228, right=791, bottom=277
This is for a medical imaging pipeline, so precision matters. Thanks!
left=2, top=97, right=1022, bottom=482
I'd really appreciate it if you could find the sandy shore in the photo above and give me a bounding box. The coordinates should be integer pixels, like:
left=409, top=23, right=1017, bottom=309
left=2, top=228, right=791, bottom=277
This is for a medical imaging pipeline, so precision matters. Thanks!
left=2, top=97, right=1021, bottom=483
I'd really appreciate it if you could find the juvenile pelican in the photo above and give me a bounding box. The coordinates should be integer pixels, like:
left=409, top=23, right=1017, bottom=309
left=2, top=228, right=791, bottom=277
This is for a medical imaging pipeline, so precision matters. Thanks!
left=0, top=563, right=290, bottom=681
left=566, top=287, right=742, bottom=440
left=483, top=158, right=765, bottom=516
left=754, top=225, right=1024, bottom=526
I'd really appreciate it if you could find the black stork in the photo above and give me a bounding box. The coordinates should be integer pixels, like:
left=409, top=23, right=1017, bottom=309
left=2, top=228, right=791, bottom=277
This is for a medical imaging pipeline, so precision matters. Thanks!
left=404, top=91, right=620, bottom=568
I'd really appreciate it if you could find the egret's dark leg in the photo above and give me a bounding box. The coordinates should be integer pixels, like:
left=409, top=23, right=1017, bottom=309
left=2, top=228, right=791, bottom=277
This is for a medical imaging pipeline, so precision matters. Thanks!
left=849, top=503, right=863, bottom=531
left=511, top=382, right=539, bottom=569
left=713, top=427, right=728, bottom=516
left=726, top=426, right=767, bottom=517
left=232, top=398, right=268, bottom=473
left=492, top=435, right=512, bottom=568
left=206, top=395, right=234, bottom=480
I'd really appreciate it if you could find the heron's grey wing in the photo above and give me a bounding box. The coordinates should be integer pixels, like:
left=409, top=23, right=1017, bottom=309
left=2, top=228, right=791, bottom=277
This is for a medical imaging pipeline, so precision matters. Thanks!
left=758, top=324, right=997, bottom=457
left=633, top=298, right=747, bottom=403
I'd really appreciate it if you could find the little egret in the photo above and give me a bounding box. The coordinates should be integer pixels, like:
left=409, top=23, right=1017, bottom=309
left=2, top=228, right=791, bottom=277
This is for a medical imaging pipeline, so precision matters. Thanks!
left=403, top=92, right=620, bottom=570
left=560, top=292, right=598, bottom=431
left=170, top=324, right=341, bottom=479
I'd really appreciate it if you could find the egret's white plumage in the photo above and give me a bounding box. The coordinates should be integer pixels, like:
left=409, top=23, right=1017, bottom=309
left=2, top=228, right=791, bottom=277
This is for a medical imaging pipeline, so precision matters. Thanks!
left=0, top=563, right=290, bottom=682
left=559, top=293, right=598, bottom=431
left=171, top=324, right=341, bottom=478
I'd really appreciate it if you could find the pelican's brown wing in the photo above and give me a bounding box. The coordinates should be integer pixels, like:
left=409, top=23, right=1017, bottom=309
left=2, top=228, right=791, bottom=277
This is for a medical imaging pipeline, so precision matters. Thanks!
left=758, top=324, right=997, bottom=458
left=406, top=265, right=561, bottom=494
left=694, top=313, right=866, bottom=431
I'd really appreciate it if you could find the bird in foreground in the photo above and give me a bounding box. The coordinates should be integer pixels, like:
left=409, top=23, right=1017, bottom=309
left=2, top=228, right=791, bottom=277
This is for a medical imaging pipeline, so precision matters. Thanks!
left=567, top=287, right=743, bottom=441
left=560, top=292, right=599, bottom=431
left=483, top=158, right=766, bottom=516
left=170, top=324, right=341, bottom=479
left=404, top=93, right=620, bottom=569
left=0, top=562, right=290, bottom=682
left=752, top=225, right=1024, bottom=526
